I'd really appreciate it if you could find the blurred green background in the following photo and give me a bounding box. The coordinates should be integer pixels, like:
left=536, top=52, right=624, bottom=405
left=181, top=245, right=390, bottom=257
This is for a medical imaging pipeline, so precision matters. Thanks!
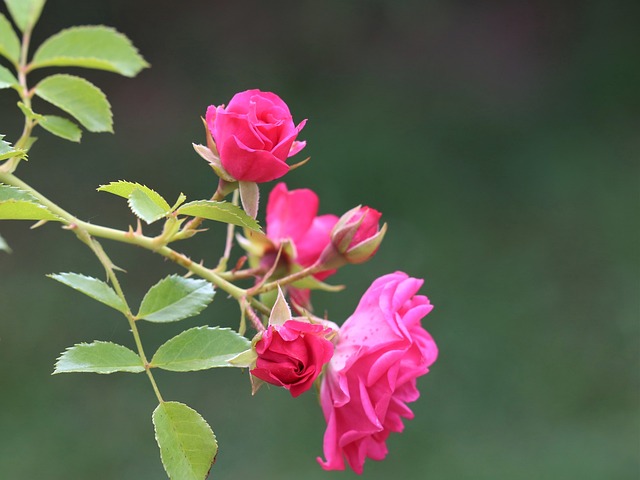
left=1, top=1, right=638, bottom=478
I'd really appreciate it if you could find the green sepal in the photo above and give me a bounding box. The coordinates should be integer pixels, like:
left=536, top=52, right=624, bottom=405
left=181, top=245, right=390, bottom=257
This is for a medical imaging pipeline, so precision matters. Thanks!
left=34, top=74, right=113, bottom=132
left=0, top=13, right=20, bottom=64
left=53, top=341, right=144, bottom=374
left=39, top=115, right=82, bottom=142
left=177, top=200, right=262, bottom=232
left=137, top=275, right=214, bottom=323
left=153, top=401, right=217, bottom=480
left=4, top=0, right=46, bottom=33
left=150, top=326, right=251, bottom=372
left=31, top=25, right=149, bottom=77
left=48, top=272, right=127, bottom=313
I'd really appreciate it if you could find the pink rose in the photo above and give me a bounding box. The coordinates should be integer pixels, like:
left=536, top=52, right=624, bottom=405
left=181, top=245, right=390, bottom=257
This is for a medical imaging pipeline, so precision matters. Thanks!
left=317, top=272, right=438, bottom=473
left=251, top=320, right=334, bottom=397
left=266, top=183, right=338, bottom=274
left=205, top=89, right=306, bottom=183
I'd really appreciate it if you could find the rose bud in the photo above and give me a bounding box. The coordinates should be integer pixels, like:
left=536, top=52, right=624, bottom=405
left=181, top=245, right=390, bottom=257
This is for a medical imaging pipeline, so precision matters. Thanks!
left=249, top=288, right=334, bottom=397
left=319, top=206, right=386, bottom=269
left=205, top=89, right=306, bottom=183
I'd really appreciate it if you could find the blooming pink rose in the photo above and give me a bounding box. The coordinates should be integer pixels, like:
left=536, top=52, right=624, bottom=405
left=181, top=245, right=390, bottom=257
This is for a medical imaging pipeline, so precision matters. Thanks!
left=205, top=89, right=306, bottom=183
left=266, top=183, right=338, bottom=274
left=317, top=272, right=438, bottom=473
left=251, top=320, right=334, bottom=397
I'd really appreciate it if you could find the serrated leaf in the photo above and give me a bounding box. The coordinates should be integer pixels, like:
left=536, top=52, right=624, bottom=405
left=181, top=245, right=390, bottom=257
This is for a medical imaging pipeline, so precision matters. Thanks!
left=34, top=74, right=113, bottom=132
left=0, top=136, right=27, bottom=161
left=177, top=200, right=262, bottom=232
left=39, top=115, right=82, bottom=142
left=0, top=232, right=11, bottom=253
left=0, top=13, right=20, bottom=63
left=0, top=183, right=37, bottom=201
left=97, top=180, right=170, bottom=208
left=31, top=25, right=149, bottom=77
left=151, top=327, right=251, bottom=372
left=54, top=341, right=144, bottom=374
left=0, top=200, right=59, bottom=220
left=49, top=272, right=127, bottom=313
left=128, top=187, right=170, bottom=224
left=153, top=402, right=217, bottom=480
left=137, top=275, right=214, bottom=323
left=4, top=0, right=46, bottom=33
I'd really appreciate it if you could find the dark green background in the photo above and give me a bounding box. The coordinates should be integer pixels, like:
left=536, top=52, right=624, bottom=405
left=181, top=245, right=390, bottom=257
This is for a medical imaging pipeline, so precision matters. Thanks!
left=1, top=1, right=638, bottom=478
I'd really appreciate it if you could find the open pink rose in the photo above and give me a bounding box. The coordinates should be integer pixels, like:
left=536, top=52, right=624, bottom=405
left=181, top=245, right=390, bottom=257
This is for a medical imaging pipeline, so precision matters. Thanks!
left=205, top=89, right=306, bottom=183
left=251, top=320, right=334, bottom=397
left=317, top=272, right=438, bottom=473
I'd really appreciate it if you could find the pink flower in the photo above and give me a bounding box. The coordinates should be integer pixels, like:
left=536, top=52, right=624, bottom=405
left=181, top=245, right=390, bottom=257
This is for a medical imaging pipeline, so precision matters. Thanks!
left=251, top=320, right=334, bottom=397
left=266, top=183, right=338, bottom=274
left=317, top=272, right=438, bottom=473
left=205, top=89, right=306, bottom=183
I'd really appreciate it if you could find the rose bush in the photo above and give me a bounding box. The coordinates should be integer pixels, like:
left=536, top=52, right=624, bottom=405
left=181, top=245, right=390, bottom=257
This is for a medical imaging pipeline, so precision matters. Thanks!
left=251, top=319, right=334, bottom=397
left=317, top=272, right=438, bottom=473
left=205, top=89, right=306, bottom=183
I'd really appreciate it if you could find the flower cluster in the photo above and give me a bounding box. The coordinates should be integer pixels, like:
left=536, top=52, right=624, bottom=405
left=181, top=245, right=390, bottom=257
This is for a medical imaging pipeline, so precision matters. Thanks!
left=203, top=90, right=438, bottom=474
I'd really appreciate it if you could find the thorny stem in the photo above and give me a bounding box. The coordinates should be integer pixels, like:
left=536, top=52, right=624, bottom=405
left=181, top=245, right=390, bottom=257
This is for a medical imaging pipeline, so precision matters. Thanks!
left=249, top=263, right=322, bottom=296
left=214, top=189, right=239, bottom=272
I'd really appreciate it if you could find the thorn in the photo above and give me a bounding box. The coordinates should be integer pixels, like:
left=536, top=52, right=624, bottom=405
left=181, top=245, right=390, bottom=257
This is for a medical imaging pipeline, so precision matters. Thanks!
left=30, top=219, right=49, bottom=229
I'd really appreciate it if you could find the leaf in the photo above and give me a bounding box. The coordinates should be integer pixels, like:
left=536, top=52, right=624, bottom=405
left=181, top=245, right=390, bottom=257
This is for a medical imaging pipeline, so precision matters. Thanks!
left=31, top=25, right=149, bottom=77
left=137, top=275, right=214, bottom=323
left=39, top=115, right=82, bottom=142
left=0, top=183, right=37, bottom=202
left=4, top=0, right=46, bottom=33
left=48, top=272, right=127, bottom=313
left=151, top=326, right=251, bottom=372
left=0, top=200, right=59, bottom=220
left=17, top=101, right=44, bottom=121
left=0, top=13, right=19, bottom=64
left=177, top=200, right=262, bottom=232
left=0, top=64, right=18, bottom=89
left=97, top=180, right=170, bottom=207
left=34, top=74, right=113, bottom=132
left=54, top=341, right=144, bottom=374
left=0, top=232, right=11, bottom=253
left=128, top=187, right=170, bottom=224
left=153, top=402, right=217, bottom=480
left=0, top=136, right=27, bottom=161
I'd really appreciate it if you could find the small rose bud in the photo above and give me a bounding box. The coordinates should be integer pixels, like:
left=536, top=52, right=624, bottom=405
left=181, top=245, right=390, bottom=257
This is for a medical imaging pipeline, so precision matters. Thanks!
left=319, top=206, right=386, bottom=269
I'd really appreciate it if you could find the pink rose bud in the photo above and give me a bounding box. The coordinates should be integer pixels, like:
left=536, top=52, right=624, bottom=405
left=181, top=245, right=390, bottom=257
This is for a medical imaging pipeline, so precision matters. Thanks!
left=317, top=272, right=438, bottom=473
left=205, top=89, right=307, bottom=183
left=320, top=206, right=386, bottom=269
left=250, top=320, right=334, bottom=397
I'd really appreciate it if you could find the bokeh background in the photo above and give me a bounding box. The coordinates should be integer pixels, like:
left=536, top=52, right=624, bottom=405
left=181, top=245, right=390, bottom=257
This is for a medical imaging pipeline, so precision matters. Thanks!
left=1, top=1, right=638, bottom=478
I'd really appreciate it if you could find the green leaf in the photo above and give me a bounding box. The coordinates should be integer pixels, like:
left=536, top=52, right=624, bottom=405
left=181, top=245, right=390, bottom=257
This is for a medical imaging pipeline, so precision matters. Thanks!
left=98, top=180, right=170, bottom=207
left=34, top=74, right=113, bottom=132
left=54, top=341, right=144, bottom=374
left=177, top=200, right=262, bottom=232
left=0, top=183, right=37, bottom=202
left=0, top=232, right=11, bottom=253
left=137, top=275, right=214, bottom=323
left=0, top=136, right=27, bottom=161
left=153, top=402, right=217, bottom=480
left=48, top=272, right=127, bottom=313
left=128, top=187, right=170, bottom=224
left=0, top=64, right=18, bottom=89
left=0, top=13, right=20, bottom=63
left=151, top=327, right=251, bottom=372
left=4, top=0, right=46, bottom=33
left=32, top=25, right=149, bottom=77
left=0, top=200, right=59, bottom=220
left=39, top=115, right=82, bottom=142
